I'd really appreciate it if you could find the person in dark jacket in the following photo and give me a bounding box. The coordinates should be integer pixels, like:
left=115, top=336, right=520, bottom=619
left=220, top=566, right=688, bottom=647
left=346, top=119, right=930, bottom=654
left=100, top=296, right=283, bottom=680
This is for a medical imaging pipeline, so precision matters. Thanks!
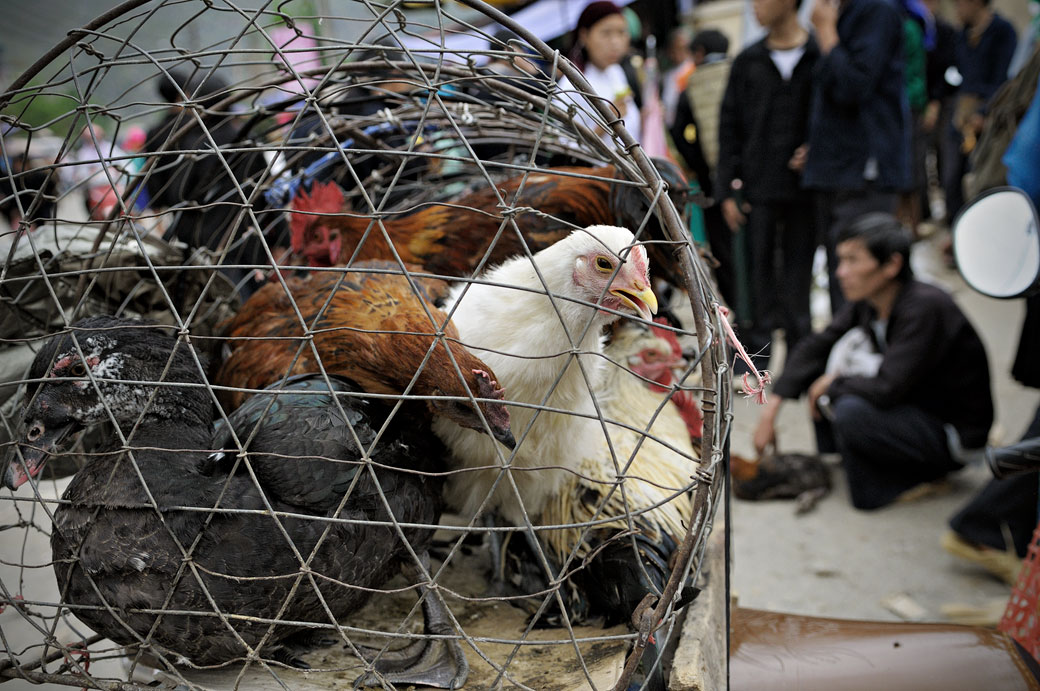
left=716, top=0, right=819, bottom=375
left=941, top=0, right=1017, bottom=220
left=804, top=0, right=911, bottom=315
left=921, top=0, right=957, bottom=221
left=753, top=213, right=993, bottom=510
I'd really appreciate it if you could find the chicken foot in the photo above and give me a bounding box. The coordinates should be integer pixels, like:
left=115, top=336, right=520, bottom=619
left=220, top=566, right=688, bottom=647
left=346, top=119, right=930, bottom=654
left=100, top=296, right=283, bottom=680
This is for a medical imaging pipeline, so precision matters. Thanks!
left=353, top=551, right=469, bottom=689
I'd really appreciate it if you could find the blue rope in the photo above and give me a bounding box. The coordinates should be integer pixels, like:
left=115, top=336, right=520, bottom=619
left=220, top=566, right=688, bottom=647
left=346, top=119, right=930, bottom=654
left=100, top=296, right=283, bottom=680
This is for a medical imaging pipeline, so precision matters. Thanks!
left=265, top=121, right=433, bottom=207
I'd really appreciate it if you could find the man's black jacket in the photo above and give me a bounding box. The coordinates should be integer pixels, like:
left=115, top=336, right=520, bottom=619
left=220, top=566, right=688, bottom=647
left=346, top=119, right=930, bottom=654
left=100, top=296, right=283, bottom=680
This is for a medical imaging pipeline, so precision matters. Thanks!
left=802, top=0, right=910, bottom=192
left=716, top=35, right=819, bottom=204
left=773, top=279, right=994, bottom=449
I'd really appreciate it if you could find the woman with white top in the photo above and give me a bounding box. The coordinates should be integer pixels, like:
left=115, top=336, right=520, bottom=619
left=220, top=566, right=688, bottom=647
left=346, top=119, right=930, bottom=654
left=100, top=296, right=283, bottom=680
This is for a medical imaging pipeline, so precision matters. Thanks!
left=559, top=1, right=642, bottom=145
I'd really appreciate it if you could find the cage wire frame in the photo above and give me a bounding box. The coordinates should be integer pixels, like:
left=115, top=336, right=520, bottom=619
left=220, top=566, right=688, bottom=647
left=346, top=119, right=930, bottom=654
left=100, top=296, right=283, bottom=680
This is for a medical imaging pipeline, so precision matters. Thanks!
left=0, top=1, right=734, bottom=689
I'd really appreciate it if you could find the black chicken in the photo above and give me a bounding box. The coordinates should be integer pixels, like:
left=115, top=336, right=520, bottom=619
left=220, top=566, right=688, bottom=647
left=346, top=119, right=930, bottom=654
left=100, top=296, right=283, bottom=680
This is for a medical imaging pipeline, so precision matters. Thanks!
left=143, top=69, right=284, bottom=298
left=2, top=316, right=467, bottom=688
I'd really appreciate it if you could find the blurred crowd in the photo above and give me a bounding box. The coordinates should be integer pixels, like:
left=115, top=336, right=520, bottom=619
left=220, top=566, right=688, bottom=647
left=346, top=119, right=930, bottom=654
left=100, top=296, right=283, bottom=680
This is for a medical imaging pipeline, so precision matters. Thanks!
left=564, top=0, right=1035, bottom=364
left=5, top=0, right=1035, bottom=318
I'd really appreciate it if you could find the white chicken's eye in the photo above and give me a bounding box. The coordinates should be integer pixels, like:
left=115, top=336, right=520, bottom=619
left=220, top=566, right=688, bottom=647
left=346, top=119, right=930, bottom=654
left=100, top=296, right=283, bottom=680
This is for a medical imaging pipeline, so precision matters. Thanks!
left=69, top=362, right=87, bottom=377
left=595, top=256, right=613, bottom=273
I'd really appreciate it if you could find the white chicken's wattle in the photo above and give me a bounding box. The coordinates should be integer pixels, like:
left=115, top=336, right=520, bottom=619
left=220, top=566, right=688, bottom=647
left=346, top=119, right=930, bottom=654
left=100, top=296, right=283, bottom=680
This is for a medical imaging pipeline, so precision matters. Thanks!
left=433, top=225, right=658, bottom=524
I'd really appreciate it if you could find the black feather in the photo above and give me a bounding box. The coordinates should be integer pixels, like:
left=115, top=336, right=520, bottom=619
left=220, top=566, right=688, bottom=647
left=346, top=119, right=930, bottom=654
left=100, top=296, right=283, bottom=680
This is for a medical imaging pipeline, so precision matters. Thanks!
left=14, top=317, right=445, bottom=667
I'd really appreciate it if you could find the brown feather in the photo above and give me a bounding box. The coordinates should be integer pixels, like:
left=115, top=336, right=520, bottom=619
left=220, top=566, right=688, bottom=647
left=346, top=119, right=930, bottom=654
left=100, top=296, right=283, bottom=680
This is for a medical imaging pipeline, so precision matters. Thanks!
left=294, top=164, right=686, bottom=285
left=215, top=261, right=511, bottom=441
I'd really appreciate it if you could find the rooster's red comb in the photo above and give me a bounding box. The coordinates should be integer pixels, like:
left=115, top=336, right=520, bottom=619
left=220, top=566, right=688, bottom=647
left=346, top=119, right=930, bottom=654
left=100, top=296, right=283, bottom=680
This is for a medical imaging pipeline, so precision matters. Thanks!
left=289, top=180, right=345, bottom=252
left=292, top=180, right=345, bottom=213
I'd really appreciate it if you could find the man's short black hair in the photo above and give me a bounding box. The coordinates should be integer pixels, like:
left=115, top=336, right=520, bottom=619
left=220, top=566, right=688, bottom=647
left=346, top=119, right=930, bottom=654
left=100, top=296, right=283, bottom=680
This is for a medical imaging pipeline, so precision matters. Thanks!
left=691, top=29, right=729, bottom=58
left=836, top=212, right=914, bottom=282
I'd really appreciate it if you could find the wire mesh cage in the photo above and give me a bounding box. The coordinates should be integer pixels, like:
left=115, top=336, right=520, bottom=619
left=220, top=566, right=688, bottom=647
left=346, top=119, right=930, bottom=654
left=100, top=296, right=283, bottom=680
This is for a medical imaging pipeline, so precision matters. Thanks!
left=0, top=1, right=732, bottom=689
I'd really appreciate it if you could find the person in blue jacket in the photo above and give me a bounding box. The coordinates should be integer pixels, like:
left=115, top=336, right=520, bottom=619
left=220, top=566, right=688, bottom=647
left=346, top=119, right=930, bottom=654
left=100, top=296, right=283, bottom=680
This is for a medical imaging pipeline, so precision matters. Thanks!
left=803, top=0, right=912, bottom=315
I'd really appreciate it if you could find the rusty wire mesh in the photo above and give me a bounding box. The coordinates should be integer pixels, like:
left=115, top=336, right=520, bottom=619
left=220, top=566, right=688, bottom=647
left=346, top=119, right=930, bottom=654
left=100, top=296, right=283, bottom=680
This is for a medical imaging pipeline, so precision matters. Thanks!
left=0, top=1, right=732, bottom=689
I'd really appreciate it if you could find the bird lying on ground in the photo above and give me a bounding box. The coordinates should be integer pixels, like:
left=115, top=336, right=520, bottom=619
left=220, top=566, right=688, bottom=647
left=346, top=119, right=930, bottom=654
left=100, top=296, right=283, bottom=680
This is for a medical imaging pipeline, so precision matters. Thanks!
left=287, top=162, right=687, bottom=286
left=214, top=261, right=514, bottom=450
left=2, top=317, right=467, bottom=687
left=731, top=452, right=832, bottom=514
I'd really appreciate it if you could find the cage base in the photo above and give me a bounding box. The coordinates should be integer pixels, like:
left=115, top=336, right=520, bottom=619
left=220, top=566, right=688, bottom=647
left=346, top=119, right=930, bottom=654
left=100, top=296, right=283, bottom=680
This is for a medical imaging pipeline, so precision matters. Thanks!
left=148, top=543, right=629, bottom=690
left=671, top=515, right=727, bottom=690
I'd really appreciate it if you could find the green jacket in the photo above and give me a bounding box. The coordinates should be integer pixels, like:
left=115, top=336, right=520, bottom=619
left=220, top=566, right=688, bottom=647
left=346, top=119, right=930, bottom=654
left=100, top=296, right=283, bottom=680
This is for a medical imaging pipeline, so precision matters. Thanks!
left=904, top=18, right=927, bottom=113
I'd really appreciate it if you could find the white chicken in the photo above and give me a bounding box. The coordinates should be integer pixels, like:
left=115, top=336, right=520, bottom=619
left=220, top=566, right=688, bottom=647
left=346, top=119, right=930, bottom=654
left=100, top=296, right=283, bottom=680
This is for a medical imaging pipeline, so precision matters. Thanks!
left=539, top=319, right=700, bottom=568
left=433, top=225, right=658, bottom=525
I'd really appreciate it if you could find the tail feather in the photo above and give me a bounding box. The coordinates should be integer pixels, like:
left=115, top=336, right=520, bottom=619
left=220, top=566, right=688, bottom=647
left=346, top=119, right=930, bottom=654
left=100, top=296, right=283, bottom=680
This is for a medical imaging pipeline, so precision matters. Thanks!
left=502, top=529, right=683, bottom=627
left=581, top=533, right=674, bottom=627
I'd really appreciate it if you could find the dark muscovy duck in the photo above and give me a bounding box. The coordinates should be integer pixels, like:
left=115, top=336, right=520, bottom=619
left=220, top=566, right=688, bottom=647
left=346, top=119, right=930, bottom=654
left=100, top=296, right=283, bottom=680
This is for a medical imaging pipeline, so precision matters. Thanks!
left=2, top=316, right=467, bottom=688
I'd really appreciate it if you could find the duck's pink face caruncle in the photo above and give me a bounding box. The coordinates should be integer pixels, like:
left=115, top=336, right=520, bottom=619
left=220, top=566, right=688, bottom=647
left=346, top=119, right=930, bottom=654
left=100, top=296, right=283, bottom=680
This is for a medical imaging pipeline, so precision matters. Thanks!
left=3, top=336, right=126, bottom=491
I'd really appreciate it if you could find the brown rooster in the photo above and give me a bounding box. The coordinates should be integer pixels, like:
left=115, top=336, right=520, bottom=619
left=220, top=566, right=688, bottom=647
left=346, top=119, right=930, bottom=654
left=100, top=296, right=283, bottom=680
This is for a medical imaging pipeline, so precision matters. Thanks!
left=214, top=261, right=514, bottom=447
left=288, top=162, right=688, bottom=283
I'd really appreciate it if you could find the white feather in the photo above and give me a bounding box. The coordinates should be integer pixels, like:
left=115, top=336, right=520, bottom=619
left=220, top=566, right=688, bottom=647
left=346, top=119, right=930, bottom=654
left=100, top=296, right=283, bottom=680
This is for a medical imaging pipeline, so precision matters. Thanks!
left=433, top=226, right=647, bottom=524
left=540, top=323, right=698, bottom=563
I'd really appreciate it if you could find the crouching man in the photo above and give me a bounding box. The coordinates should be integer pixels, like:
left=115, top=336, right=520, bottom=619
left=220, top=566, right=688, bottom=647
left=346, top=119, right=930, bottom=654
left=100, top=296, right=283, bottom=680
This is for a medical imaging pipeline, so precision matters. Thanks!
left=753, top=213, right=994, bottom=509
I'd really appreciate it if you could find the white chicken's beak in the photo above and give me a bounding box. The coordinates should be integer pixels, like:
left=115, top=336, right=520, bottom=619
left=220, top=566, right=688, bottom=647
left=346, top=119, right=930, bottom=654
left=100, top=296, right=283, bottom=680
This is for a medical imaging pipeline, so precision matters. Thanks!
left=610, top=282, right=659, bottom=322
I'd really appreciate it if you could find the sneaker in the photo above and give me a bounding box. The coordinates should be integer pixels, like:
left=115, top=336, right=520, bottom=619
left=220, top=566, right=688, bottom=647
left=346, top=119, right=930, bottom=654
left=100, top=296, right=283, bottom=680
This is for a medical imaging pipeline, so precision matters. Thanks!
left=941, top=530, right=1022, bottom=586
left=893, top=478, right=953, bottom=504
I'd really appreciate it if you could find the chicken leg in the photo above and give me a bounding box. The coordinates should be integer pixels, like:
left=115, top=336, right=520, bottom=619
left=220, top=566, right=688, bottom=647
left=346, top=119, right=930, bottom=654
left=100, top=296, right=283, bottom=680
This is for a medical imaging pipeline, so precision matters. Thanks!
left=353, top=551, right=469, bottom=689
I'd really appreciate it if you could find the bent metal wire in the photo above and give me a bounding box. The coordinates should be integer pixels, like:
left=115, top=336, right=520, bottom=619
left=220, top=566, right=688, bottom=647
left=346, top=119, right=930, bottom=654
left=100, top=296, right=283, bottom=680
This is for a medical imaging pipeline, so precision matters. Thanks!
left=0, top=1, right=731, bottom=689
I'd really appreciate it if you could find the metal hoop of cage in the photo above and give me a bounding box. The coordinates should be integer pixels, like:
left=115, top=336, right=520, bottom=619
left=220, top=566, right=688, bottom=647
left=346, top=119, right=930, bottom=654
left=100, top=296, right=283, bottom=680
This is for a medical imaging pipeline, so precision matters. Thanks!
left=0, top=1, right=733, bottom=689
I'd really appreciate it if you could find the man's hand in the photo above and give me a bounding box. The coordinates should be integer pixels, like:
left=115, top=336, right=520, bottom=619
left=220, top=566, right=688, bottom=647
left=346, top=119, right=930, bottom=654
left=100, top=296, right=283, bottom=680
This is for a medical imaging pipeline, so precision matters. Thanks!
left=808, top=373, right=836, bottom=421
left=811, top=0, right=840, bottom=54
left=788, top=144, right=809, bottom=172
left=721, top=197, right=749, bottom=232
left=922, top=100, right=941, bottom=133
left=753, top=395, right=782, bottom=456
